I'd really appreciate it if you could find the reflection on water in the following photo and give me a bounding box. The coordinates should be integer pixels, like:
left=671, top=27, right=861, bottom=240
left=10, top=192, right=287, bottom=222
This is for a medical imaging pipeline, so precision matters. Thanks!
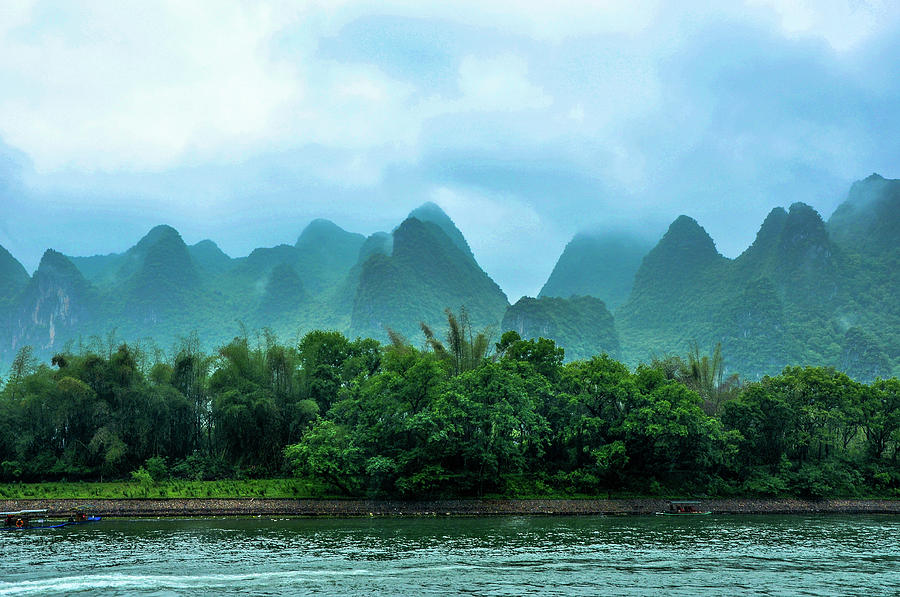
left=1, top=515, right=898, bottom=595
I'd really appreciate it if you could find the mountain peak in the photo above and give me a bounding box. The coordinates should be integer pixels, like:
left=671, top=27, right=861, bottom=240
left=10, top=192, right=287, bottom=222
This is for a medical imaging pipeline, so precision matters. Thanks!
left=756, top=207, right=789, bottom=244
left=783, top=203, right=827, bottom=242
left=350, top=215, right=507, bottom=342
left=843, top=173, right=895, bottom=209
left=14, top=249, right=93, bottom=351
left=193, top=239, right=221, bottom=251
left=625, top=215, right=723, bottom=301
left=126, top=225, right=198, bottom=300
left=408, top=201, right=449, bottom=220
left=760, top=206, right=789, bottom=230
left=291, top=219, right=365, bottom=295
left=38, top=248, right=78, bottom=272
left=829, top=173, right=900, bottom=256
left=779, top=203, right=828, bottom=250
left=136, top=224, right=182, bottom=247
left=407, top=202, right=474, bottom=260
left=735, top=207, right=788, bottom=266
left=33, top=250, right=91, bottom=294
left=659, top=215, right=721, bottom=258
left=296, top=218, right=356, bottom=247
left=670, top=214, right=701, bottom=229
left=787, top=201, right=819, bottom=217
left=189, top=239, right=232, bottom=273
left=393, top=217, right=440, bottom=254
left=393, top=217, right=468, bottom=262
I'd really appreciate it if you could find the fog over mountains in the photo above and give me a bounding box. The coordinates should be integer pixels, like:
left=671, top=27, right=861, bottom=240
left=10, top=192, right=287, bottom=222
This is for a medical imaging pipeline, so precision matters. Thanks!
left=1, top=175, right=897, bottom=381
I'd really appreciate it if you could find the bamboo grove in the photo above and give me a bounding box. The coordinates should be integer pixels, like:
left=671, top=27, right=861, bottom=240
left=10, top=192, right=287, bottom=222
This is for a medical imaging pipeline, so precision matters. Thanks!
left=1, top=313, right=898, bottom=498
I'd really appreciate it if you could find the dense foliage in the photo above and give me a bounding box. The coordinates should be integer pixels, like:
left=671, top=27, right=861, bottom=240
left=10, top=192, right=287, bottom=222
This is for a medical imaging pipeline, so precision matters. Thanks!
left=2, top=325, right=897, bottom=499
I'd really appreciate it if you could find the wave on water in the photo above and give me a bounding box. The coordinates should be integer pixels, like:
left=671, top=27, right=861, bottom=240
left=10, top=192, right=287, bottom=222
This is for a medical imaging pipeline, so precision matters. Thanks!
left=0, top=565, right=476, bottom=596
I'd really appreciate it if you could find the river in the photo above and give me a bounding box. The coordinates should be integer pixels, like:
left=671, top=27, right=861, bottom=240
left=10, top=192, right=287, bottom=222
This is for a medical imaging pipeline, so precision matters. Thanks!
left=1, top=515, right=898, bottom=595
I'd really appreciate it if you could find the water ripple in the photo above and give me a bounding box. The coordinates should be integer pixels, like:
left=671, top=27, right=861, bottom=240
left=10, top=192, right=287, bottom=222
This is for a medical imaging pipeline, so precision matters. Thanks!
left=1, top=515, right=898, bottom=596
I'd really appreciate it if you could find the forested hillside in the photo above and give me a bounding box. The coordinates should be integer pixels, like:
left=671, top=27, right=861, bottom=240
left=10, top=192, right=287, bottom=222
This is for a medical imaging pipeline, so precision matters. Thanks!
left=0, top=204, right=510, bottom=370
left=349, top=217, right=508, bottom=342
left=502, top=296, right=620, bottom=361
left=613, top=175, right=898, bottom=380
left=827, top=174, right=899, bottom=376
left=0, top=245, right=28, bottom=312
left=616, top=215, right=730, bottom=366
left=0, top=175, right=897, bottom=379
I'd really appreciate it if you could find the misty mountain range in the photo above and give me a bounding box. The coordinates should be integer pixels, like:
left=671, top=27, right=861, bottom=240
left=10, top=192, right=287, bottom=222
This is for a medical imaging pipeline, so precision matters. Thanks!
left=1, top=174, right=897, bottom=381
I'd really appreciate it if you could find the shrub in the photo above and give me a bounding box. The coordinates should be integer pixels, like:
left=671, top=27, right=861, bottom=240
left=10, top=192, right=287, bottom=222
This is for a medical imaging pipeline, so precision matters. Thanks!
left=145, top=456, right=169, bottom=483
left=131, top=467, right=152, bottom=485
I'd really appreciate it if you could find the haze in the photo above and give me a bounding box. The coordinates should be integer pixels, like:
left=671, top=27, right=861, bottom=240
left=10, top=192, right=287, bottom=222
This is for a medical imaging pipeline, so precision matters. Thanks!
left=1, top=0, right=899, bottom=301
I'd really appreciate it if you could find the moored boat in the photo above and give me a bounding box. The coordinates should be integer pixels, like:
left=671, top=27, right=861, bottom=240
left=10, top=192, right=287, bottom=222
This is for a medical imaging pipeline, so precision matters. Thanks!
left=2, top=508, right=101, bottom=530
left=656, top=500, right=711, bottom=515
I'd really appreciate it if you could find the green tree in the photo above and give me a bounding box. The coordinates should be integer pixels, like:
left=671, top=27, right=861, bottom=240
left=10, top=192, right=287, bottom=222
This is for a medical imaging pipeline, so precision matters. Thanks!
left=501, top=335, right=565, bottom=382
left=284, top=418, right=363, bottom=493
left=859, top=378, right=900, bottom=461
left=415, top=361, right=548, bottom=495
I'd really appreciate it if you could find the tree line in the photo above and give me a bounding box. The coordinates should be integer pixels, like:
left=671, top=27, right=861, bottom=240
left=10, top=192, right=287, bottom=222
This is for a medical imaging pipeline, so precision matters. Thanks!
left=1, top=314, right=898, bottom=498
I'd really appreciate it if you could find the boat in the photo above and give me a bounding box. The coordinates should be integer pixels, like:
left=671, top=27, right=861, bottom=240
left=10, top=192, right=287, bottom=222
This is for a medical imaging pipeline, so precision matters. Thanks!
left=2, top=507, right=102, bottom=530
left=656, top=500, right=711, bottom=515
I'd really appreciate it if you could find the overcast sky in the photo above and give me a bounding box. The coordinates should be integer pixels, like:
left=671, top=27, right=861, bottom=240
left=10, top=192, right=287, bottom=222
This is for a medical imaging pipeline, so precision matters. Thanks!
left=1, top=0, right=898, bottom=301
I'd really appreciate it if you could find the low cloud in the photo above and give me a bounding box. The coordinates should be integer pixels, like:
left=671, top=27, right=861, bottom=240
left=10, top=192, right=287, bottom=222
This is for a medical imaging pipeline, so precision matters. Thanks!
left=1, top=0, right=898, bottom=296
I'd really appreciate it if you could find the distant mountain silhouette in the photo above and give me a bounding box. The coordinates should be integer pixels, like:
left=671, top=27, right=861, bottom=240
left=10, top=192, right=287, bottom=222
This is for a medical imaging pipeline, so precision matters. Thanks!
left=829, top=173, right=900, bottom=257
left=1, top=177, right=897, bottom=380
left=502, top=295, right=620, bottom=361
left=539, top=231, right=651, bottom=311
left=350, top=213, right=508, bottom=342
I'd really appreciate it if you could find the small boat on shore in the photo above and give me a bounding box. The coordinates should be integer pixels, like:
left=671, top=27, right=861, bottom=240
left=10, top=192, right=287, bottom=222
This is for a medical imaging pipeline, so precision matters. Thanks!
left=2, top=508, right=101, bottom=530
left=657, top=500, right=711, bottom=515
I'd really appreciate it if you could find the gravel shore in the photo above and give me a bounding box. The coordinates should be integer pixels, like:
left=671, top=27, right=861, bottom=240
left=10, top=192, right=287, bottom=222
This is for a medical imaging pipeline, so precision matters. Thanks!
left=2, top=498, right=899, bottom=517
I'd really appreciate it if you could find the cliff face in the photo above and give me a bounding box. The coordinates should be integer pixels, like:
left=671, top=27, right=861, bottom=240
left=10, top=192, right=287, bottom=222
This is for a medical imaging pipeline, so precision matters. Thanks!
left=10, top=250, right=95, bottom=353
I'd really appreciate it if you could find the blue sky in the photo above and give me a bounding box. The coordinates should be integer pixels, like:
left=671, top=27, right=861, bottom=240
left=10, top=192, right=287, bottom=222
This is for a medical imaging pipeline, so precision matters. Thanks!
left=1, top=0, right=898, bottom=301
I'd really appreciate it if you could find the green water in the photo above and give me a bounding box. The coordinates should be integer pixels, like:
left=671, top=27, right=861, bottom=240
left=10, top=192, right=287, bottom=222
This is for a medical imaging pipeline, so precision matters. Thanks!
left=1, top=515, right=898, bottom=595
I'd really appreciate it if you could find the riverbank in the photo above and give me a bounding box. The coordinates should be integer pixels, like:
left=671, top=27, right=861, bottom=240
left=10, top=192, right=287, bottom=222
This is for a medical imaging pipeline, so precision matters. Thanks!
left=2, top=498, right=899, bottom=517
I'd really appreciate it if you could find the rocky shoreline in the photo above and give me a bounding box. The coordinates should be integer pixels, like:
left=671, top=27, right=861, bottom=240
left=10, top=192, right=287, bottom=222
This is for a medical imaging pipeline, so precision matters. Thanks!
left=2, top=498, right=899, bottom=517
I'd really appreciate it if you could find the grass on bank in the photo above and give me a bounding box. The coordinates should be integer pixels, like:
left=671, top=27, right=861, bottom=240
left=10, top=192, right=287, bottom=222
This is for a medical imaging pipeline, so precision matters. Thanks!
left=0, top=481, right=608, bottom=501
left=0, top=479, right=332, bottom=500
left=2, top=475, right=898, bottom=501
left=0, top=481, right=709, bottom=501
